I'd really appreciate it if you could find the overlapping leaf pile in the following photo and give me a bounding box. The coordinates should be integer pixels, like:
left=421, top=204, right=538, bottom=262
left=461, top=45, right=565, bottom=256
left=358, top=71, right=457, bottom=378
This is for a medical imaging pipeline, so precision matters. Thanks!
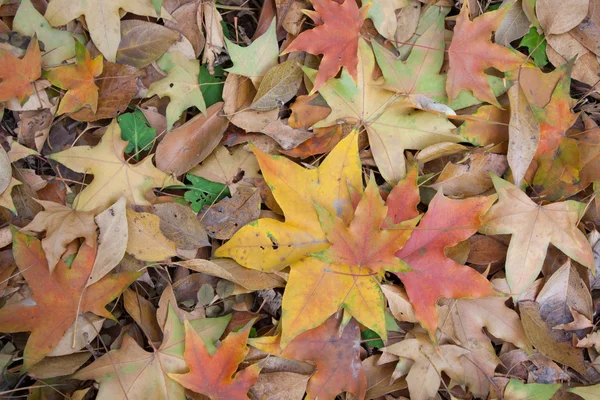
left=0, top=0, right=600, bottom=398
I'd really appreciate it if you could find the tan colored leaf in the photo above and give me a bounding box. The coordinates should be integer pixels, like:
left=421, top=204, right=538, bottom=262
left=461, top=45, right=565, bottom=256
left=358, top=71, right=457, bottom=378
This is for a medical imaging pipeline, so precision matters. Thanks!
left=28, top=352, right=91, bottom=379
left=251, top=59, right=303, bottom=111
left=507, top=82, right=541, bottom=188
left=519, top=300, right=588, bottom=375
left=155, top=102, right=228, bottom=176
left=176, top=258, right=286, bottom=292
left=164, top=1, right=204, bottom=57
left=536, top=0, right=589, bottom=34
left=249, top=372, right=310, bottom=400
left=126, top=207, right=177, bottom=261
left=0, top=145, right=10, bottom=194
left=49, top=314, right=105, bottom=357
left=152, top=202, right=209, bottom=250
left=22, top=199, right=97, bottom=272
left=495, top=0, right=531, bottom=45
left=88, top=197, right=128, bottom=287
left=117, top=20, right=181, bottom=68
left=381, top=284, right=417, bottom=323
left=123, top=288, right=162, bottom=344
left=261, top=119, right=314, bottom=151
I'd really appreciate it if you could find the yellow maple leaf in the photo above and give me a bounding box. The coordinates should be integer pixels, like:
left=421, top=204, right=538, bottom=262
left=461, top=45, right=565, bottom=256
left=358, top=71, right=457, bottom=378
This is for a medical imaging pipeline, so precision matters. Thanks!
left=49, top=120, right=180, bottom=212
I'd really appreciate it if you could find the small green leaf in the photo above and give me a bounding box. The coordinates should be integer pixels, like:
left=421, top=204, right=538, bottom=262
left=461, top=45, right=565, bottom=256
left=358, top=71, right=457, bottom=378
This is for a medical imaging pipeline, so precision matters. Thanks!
left=361, top=330, right=384, bottom=349
left=520, top=27, right=548, bottom=67
left=505, top=379, right=560, bottom=400
left=117, top=110, right=156, bottom=160
left=199, top=65, right=225, bottom=108
left=184, top=174, right=230, bottom=213
left=152, top=0, right=162, bottom=15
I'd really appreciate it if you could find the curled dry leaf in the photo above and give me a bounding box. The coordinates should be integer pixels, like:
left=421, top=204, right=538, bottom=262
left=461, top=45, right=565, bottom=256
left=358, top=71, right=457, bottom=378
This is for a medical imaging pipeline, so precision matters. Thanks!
left=176, top=258, right=286, bottom=292
left=164, top=1, right=204, bottom=57
left=88, top=197, right=128, bottom=286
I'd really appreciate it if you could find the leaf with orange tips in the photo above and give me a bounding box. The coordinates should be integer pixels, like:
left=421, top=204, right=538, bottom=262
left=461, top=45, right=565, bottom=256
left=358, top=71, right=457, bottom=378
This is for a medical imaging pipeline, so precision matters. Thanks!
left=250, top=315, right=366, bottom=400
left=45, top=41, right=103, bottom=115
left=395, top=192, right=498, bottom=339
left=385, top=163, right=420, bottom=226
left=0, top=229, right=140, bottom=370
left=169, top=321, right=261, bottom=400
left=312, top=176, right=418, bottom=275
left=447, top=2, right=526, bottom=107
left=0, top=39, right=41, bottom=103
left=282, top=0, right=369, bottom=92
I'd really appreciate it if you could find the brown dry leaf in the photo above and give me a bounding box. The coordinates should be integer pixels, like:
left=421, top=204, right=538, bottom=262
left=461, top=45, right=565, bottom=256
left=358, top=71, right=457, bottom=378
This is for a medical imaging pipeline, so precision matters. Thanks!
left=288, top=93, right=332, bottom=129
left=27, top=352, right=91, bottom=380
left=495, top=0, right=531, bottom=45
left=362, top=355, right=408, bottom=400
left=152, top=202, right=209, bottom=250
left=458, top=105, right=509, bottom=153
left=123, top=288, right=162, bottom=344
left=381, top=284, right=417, bottom=323
left=117, top=20, right=181, bottom=68
left=569, top=15, right=600, bottom=57
left=70, top=62, right=142, bottom=122
left=87, top=197, right=128, bottom=287
left=536, top=0, right=589, bottom=34
left=22, top=199, right=97, bottom=272
left=165, top=0, right=204, bottom=57
left=467, top=234, right=508, bottom=265
left=249, top=372, right=310, bottom=400
left=251, top=59, right=304, bottom=111
left=156, top=103, right=228, bottom=176
left=199, top=0, right=225, bottom=71
left=189, top=145, right=260, bottom=193
left=126, top=206, right=177, bottom=261
left=16, top=102, right=57, bottom=151
left=429, top=152, right=508, bottom=197
left=223, top=73, right=279, bottom=133
left=200, top=186, right=261, bottom=239
left=0, top=145, right=10, bottom=195
left=261, top=119, right=315, bottom=151
left=507, top=81, right=541, bottom=188
left=176, top=258, right=286, bottom=292
left=547, top=32, right=600, bottom=89
left=519, top=300, right=588, bottom=375
left=554, top=307, right=594, bottom=331
left=536, top=260, right=593, bottom=343
left=49, top=314, right=105, bottom=357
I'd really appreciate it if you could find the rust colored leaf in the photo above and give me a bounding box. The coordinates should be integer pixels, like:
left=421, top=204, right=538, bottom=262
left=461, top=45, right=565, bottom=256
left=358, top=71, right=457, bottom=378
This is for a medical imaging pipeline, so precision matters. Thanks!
left=282, top=0, right=369, bottom=91
left=156, top=102, right=228, bottom=176
left=0, top=229, right=140, bottom=370
left=168, top=321, right=261, bottom=399
left=395, top=192, right=499, bottom=338
left=447, top=2, right=525, bottom=106
left=250, top=316, right=366, bottom=400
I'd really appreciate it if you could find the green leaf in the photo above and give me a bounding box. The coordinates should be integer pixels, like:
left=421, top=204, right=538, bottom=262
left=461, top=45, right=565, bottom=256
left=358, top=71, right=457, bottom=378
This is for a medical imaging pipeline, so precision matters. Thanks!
left=520, top=27, right=548, bottom=67
left=152, top=0, right=162, bottom=15
left=117, top=109, right=156, bottom=160
left=184, top=174, right=230, bottom=213
left=505, top=379, right=560, bottom=400
left=199, top=65, right=225, bottom=108
left=361, top=330, right=384, bottom=349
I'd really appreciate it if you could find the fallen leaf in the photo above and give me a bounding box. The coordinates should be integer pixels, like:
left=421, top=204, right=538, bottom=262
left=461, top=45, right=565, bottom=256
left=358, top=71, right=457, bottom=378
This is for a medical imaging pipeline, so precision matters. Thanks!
left=505, top=379, right=561, bottom=400
left=480, top=175, right=594, bottom=297
left=45, top=41, right=103, bottom=115
left=536, top=0, right=589, bottom=34
left=22, top=199, right=97, bottom=272
left=87, top=197, right=128, bottom=286
left=152, top=202, right=209, bottom=250
left=495, top=0, right=531, bottom=46
left=155, top=102, right=228, bottom=176
left=250, top=316, right=366, bottom=400
left=200, top=186, right=261, bottom=239
left=395, top=191, right=498, bottom=338
left=249, top=372, right=310, bottom=400
left=126, top=206, right=177, bottom=262
left=168, top=320, right=261, bottom=399
left=0, top=39, right=41, bottom=103
left=117, top=20, right=180, bottom=68
left=0, top=229, right=139, bottom=370
left=283, top=0, right=369, bottom=91
left=49, top=119, right=180, bottom=212
left=447, top=2, right=525, bottom=106
left=45, top=0, right=169, bottom=62
left=251, top=59, right=303, bottom=111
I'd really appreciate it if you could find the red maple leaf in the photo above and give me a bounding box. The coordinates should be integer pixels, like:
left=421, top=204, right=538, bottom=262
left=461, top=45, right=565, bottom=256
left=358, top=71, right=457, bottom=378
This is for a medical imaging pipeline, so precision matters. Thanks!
left=282, top=0, right=369, bottom=91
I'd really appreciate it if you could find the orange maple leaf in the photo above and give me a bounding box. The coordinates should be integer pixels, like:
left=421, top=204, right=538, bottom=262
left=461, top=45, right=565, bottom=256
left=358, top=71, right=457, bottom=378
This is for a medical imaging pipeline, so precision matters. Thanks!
left=45, top=41, right=103, bottom=115
left=168, top=321, right=261, bottom=400
left=0, top=39, right=42, bottom=103
left=0, top=229, right=140, bottom=370
left=394, top=193, right=500, bottom=339
left=282, top=0, right=369, bottom=91
left=447, top=2, right=525, bottom=107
